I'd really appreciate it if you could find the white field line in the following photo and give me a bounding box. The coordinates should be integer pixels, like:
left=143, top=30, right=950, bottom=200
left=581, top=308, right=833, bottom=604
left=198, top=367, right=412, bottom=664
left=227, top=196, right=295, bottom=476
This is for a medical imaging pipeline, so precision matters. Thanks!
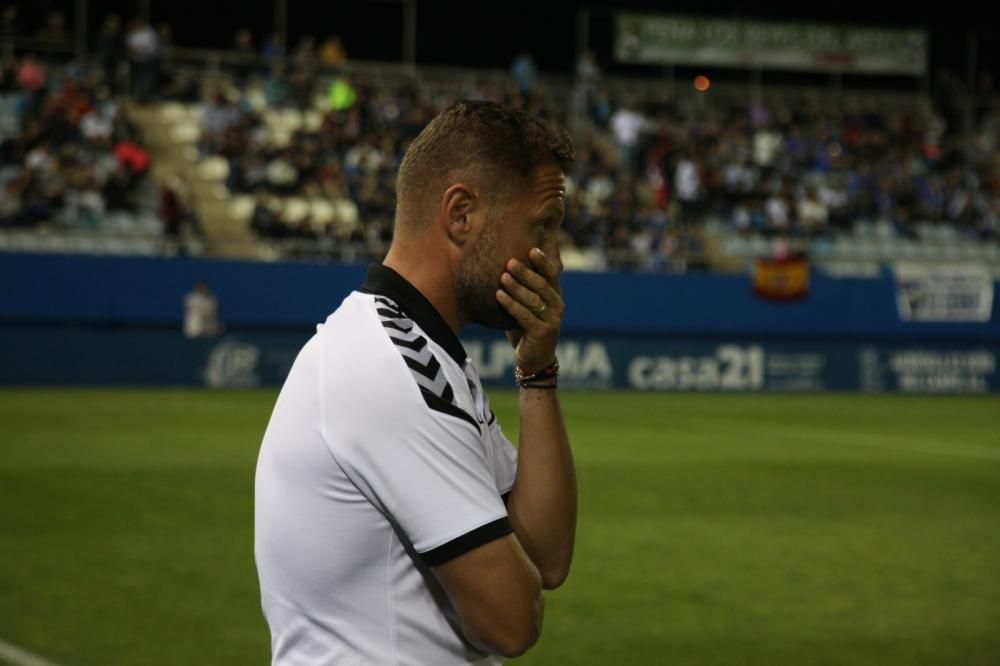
left=0, top=638, right=64, bottom=666
left=765, top=423, right=1000, bottom=462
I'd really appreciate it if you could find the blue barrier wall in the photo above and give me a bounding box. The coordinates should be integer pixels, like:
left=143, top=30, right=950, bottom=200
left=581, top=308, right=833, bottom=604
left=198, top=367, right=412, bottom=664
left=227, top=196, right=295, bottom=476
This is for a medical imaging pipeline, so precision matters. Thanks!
left=2, top=254, right=997, bottom=391
left=3, top=253, right=999, bottom=340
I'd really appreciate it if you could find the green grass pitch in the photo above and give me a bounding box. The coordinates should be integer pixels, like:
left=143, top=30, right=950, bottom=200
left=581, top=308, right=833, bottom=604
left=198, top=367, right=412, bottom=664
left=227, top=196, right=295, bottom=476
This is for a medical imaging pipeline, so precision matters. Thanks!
left=1, top=389, right=998, bottom=665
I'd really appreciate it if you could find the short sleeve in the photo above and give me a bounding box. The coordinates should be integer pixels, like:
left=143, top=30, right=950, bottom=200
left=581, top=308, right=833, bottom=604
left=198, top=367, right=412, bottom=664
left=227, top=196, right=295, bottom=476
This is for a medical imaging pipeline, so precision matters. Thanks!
left=331, top=395, right=512, bottom=567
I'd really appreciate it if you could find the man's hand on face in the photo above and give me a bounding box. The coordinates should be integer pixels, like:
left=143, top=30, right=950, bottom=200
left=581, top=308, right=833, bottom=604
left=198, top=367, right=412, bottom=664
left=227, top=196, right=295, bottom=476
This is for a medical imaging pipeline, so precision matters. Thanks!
left=496, top=247, right=564, bottom=373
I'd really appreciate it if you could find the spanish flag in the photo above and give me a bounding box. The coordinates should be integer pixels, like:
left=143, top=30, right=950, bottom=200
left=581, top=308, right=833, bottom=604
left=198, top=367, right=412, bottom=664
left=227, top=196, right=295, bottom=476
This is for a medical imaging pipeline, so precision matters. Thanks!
left=753, top=255, right=810, bottom=301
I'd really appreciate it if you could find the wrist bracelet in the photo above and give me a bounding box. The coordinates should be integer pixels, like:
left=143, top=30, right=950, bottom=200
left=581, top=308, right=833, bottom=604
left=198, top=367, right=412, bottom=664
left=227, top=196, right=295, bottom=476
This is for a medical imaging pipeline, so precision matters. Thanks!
left=515, top=358, right=559, bottom=388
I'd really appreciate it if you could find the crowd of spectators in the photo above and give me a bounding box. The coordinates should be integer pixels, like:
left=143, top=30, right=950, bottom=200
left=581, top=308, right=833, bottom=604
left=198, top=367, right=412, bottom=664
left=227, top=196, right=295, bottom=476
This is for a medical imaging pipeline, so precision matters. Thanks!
left=0, top=51, right=156, bottom=234
left=198, top=66, right=998, bottom=269
left=2, top=7, right=997, bottom=271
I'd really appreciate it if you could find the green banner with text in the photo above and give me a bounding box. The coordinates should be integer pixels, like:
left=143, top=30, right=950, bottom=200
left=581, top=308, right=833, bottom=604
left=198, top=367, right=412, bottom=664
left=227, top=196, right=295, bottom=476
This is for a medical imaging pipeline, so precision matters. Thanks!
left=616, top=13, right=927, bottom=76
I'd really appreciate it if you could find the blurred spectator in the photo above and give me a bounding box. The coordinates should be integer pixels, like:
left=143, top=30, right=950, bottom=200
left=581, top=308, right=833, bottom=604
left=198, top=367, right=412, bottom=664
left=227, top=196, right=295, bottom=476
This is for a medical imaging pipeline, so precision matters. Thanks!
left=266, top=151, right=299, bottom=194
left=102, top=162, right=135, bottom=212
left=15, top=55, right=46, bottom=113
left=288, top=65, right=317, bottom=110
left=796, top=185, right=829, bottom=236
left=609, top=100, right=651, bottom=176
left=62, top=166, right=105, bottom=228
left=765, top=189, right=791, bottom=234
left=183, top=281, right=222, bottom=338
left=318, top=34, right=347, bottom=70
left=260, top=32, right=285, bottom=70
left=249, top=189, right=286, bottom=238
left=293, top=36, right=317, bottom=68
left=36, top=11, right=67, bottom=42
left=160, top=172, right=204, bottom=254
left=96, top=15, right=126, bottom=93
left=114, top=139, right=151, bottom=176
left=672, top=152, right=703, bottom=223
left=510, top=51, right=537, bottom=101
left=684, top=225, right=710, bottom=271
left=576, top=50, right=600, bottom=84
left=231, top=28, right=257, bottom=86
left=199, top=91, right=241, bottom=154
left=127, top=18, right=159, bottom=103
left=571, top=50, right=601, bottom=126
left=263, top=63, right=290, bottom=107
left=931, top=68, right=964, bottom=137
left=328, top=76, right=357, bottom=111
left=0, top=176, right=27, bottom=226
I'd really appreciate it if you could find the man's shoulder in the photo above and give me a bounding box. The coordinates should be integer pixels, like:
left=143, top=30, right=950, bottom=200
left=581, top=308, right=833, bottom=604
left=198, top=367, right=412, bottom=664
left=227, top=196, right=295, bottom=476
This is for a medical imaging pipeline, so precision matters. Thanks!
left=316, top=291, right=402, bottom=376
left=319, top=291, right=480, bottom=433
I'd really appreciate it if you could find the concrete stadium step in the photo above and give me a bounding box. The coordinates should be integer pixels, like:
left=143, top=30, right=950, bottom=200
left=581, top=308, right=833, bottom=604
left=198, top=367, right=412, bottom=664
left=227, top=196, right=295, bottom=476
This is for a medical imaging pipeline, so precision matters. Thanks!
left=129, top=102, right=257, bottom=258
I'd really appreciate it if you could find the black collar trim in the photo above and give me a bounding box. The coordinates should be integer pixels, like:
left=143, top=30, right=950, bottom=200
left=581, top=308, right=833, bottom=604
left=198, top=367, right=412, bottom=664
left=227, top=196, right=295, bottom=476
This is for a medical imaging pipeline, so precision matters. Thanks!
left=360, top=264, right=467, bottom=366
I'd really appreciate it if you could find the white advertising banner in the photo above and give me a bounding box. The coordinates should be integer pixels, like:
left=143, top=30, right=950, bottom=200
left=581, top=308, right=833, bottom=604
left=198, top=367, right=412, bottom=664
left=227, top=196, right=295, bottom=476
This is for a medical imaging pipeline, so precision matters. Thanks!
left=894, top=263, right=994, bottom=323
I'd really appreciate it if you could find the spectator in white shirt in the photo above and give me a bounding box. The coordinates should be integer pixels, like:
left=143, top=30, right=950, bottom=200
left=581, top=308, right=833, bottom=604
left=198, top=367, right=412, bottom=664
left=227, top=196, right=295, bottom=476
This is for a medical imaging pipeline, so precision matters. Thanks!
left=183, top=281, right=222, bottom=338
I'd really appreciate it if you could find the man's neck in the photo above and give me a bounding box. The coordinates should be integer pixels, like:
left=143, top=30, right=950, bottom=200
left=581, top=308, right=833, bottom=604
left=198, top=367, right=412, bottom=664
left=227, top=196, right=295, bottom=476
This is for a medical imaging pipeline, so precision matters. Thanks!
left=382, top=249, right=464, bottom=334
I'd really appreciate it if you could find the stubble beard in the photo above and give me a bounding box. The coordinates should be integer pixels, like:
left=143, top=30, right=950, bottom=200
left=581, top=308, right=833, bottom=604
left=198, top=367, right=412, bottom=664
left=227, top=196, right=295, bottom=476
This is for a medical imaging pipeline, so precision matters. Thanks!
left=456, top=217, right=520, bottom=331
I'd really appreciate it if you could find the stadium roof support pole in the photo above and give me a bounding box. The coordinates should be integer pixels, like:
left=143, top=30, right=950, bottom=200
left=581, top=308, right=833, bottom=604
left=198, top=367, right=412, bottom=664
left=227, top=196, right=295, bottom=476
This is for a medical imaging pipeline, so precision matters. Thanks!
left=75, top=0, right=87, bottom=58
left=274, top=0, right=287, bottom=56
left=403, top=0, right=416, bottom=67
left=575, top=8, right=589, bottom=60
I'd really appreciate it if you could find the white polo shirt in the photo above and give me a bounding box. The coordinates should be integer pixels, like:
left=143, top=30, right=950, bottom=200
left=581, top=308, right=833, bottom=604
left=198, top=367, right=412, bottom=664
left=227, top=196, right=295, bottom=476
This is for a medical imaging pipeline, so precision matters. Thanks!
left=255, top=264, right=518, bottom=665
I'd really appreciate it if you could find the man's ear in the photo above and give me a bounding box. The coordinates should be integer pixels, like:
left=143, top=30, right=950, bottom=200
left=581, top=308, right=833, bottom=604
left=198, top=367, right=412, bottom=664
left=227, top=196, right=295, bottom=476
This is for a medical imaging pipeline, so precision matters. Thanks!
left=440, top=183, right=479, bottom=246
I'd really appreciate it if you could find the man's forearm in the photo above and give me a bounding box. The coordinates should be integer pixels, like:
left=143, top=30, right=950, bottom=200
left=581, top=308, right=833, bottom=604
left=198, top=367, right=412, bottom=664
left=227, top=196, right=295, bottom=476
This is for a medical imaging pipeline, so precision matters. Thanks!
left=507, top=386, right=576, bottom=589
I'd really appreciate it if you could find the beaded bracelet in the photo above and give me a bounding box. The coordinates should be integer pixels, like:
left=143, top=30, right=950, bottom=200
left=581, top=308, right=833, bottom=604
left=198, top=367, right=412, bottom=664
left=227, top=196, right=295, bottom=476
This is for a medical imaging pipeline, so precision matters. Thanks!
left=514, top=358, right=559, bottom=389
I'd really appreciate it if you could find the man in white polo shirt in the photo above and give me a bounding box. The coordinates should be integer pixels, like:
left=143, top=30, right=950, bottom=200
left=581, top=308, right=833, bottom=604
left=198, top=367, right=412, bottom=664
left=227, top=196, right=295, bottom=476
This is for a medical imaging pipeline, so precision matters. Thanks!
left=255, top=100, right=578, bottom=664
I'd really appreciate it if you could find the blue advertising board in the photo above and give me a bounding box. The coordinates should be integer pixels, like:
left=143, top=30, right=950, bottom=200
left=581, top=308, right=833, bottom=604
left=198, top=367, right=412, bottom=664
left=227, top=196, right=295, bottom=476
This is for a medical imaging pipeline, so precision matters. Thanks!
left=466, top=335, right=999, bottom=393
left=2, top=326, right=996, bottom=394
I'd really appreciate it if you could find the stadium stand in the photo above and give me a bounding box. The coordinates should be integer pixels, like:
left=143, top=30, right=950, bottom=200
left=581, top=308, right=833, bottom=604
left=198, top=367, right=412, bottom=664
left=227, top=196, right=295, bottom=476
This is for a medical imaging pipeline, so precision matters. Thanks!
left=1, top=12, right=998, bottom=274
left=0, top=49, right=169, bottom=256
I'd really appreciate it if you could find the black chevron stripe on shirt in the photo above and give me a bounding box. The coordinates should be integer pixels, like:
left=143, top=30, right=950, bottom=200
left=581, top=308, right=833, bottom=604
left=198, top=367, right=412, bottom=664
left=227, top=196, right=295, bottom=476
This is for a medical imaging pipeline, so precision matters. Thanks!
left=374, top=297, right=478, bottom=432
